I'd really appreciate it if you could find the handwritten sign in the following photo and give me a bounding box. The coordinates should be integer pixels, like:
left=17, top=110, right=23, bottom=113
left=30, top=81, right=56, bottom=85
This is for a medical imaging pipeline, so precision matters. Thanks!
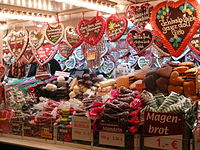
left=45, top=23, right=64, bottom=45
left=6, top=29, right=28, bottom=60
left=189, top=28, right=200, bottom=55
left=144, top=112, right=183, bottom=136
left=99, top=131, right=125, bottom=147
left=58, top=41, right=73, bottom=58
left=41, top=127, right=53, bottom=139
left=29, top=29, right=44, bottom=50
left=127, top=29, right=153, bottom=54
left=151, top=0, right=200, bottom=57
left=72, top=116, right=92, bottom=141
left=32, top=44, right=57, bottom=66
left=65, top=26, right=82, bottom=48
left=55, top=71, right=70, bottom=77
left=144, top=135, right=182, bottom=150
left=126, top=3, right=153, bottom=29
left=105, top=15, right=127, bottom=42
left=77, top=16, right=105, bottom=45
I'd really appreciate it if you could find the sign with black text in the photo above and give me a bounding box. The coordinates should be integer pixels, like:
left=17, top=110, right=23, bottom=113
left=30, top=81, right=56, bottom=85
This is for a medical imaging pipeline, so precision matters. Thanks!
left=144, top=112, right=183, bottom=136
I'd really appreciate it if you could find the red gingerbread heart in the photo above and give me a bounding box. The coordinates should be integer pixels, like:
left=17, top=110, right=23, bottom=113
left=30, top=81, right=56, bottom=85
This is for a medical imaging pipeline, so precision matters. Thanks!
left=77, top=16, right=105, bottom=45
left=151, top=0, right=200, bottom=57
left=32, top=43, right=57, bottom=66
left=105, top=15, right=127, bottom=42
left=126, top=2, right=153, bottom=29
left=127, top=29, right=153, bottom=54
left=58, top=41, right=74, bottom=58
left=65, top=26, right=82, bottom=48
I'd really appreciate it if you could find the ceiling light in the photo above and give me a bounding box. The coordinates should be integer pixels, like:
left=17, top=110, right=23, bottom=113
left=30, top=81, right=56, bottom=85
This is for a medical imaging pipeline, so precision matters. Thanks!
left=55, top=0, right=116, bottom=14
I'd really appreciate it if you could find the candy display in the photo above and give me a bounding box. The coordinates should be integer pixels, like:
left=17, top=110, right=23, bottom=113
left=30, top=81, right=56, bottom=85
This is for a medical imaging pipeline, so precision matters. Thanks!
left=1, top=0, right=200, bottom=149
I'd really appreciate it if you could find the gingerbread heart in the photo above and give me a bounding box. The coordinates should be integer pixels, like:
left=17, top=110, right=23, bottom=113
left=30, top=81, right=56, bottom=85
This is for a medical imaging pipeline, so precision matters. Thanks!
left=6, top=29, right=28, bottom=60
left=189, top=27, right=200, bottom=55
left=65, top=56, right=76, bottom=69
left=126, top=2, right=153, bottom=29
left=32, top=43, right=57, bottom=66
left=105, top=15, right=127, bottom=42
left=44, top=23, right=64, bottom=45
left=151, top=0, right=200, bottom=57
left=29, top=29, right=44, bottom=50
left=101, top=59, right=115, bottom=74
left=127, top=29, right=153, bottom=54
left=74, top=46, right=84, bottom=61
left=77, top=16, right=105, bottom=45
left=58, top=41, right=74, bottom=58
left=65, top=26, right=82, bottom=48
left=22, top=43, right=35, bottom=64
left=138, top=56, right=152, bottom=68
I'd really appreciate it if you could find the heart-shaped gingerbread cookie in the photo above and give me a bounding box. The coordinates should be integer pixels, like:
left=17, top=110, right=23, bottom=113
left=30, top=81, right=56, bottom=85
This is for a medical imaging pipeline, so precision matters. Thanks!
left=6, top=29, right=29, bottom=60
left=77, top=16, right=105, bottom=45
left=32, top=43, right=57, bottom=66
left=151, top=0, right=200, bottom=57
left=44, top=23, right=64, bottom=45
left=65, top=26, right=82, bottom=48
left=105, top=15, right=127, bottom=42
left=127, top=29, right=153, bottom=54
left=29, top=29, right=44, bottom=50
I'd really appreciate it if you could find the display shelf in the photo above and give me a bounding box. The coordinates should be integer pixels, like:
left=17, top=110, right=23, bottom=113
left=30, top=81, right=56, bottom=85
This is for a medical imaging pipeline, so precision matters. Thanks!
left=0, top=134, right=117, bottom=150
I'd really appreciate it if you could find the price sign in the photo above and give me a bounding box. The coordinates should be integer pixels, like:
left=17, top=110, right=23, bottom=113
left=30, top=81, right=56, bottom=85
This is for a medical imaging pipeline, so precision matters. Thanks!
left=71, top=116, right=92, bottom=141
left=55, top=71, right=70, bottom=77
left=99, top=131, right=125, bottom=147
left=72, top=128, right=92, bottom=141
left=144, top=135, right=182, bottom=150
left=86, top=51, right=96, bottom=60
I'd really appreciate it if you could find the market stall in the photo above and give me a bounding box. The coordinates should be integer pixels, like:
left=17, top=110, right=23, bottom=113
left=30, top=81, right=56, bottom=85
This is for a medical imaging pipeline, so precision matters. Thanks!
left=0, top=0, right=200, bottom=150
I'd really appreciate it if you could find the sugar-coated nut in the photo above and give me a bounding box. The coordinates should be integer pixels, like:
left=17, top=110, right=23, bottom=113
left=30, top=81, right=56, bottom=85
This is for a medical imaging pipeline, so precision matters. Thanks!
left=73, top=85, right=80, bottom=90
left=69, top=91, right=76, bottom=98
left=168, top=85, right=183, bottom=94
left=57, top=76, right=65, bottom=82
left=45, top=83, right=57, bottom=91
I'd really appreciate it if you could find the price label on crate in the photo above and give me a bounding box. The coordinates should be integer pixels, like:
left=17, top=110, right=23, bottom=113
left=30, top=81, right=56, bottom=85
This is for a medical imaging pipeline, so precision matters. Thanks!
left=99, top=131, right=125, bottom=147
left=72, top=128, right=92, bottom=141
left=144, top=135, right=182, bottom=150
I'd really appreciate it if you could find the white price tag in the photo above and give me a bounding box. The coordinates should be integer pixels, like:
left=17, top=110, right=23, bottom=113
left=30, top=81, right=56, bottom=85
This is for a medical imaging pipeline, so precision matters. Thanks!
left=144, top=135, right=182, bottom=150
left=99, top=131, right=125, bottom=147
left=72, top=128, right=92, bottom=141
